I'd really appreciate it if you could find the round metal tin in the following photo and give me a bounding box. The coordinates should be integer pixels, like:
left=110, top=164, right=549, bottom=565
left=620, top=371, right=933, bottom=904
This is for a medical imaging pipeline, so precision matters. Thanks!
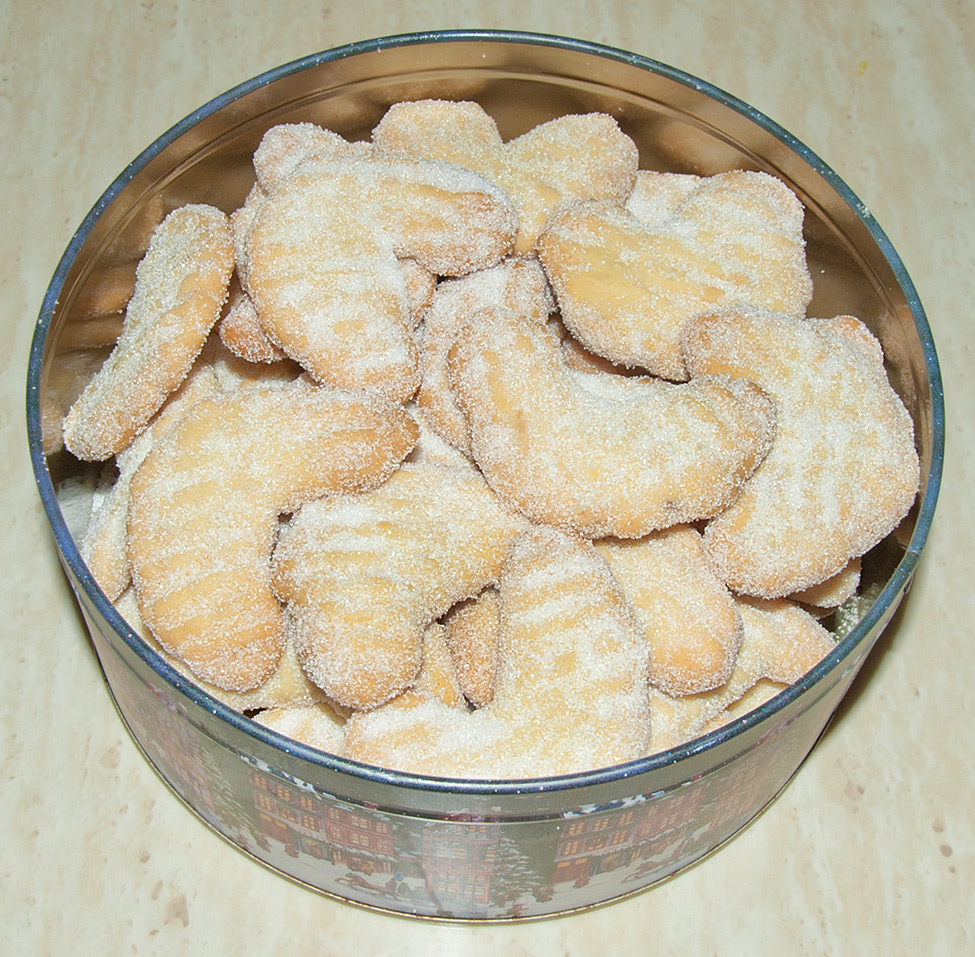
left=27, top=31, right=943, bottom=920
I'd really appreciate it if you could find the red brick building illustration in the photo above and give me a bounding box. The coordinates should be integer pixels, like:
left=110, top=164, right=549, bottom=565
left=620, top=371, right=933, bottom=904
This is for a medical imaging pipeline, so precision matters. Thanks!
left=250, top=771, right=397, bottom=874
left=421, top=822, right=501, bottom=912
left=552, top=782, right=710, bottom=887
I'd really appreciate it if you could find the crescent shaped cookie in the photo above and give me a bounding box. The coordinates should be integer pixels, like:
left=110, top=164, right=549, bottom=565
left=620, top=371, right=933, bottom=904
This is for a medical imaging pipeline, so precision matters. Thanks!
left=232, top=126, right=388, bottom=364
left=127, top=383, right=418, bottom=692
left=242, top=153, right=517, bottom=402
left=447, top=306, right=776, bottom=538
left=218, top=259, right=434, bottom=366
left=648, top=597, right=836, bottom=752
left=82, top=362, right=223, bottom=601
left=596, top=526, right=742, bottom=695
left=449, top=525, right=745, bottom=699
left=415, top=256, right=555, bottom=454
left=537, top=170, right=812, bottom=381
left=681, top=305, right=920, bottom=597
left=372, top=100, right=639, bottom=254
left=442, top=587, right=500, bottom=708
left=343, top=526, right=651, bottom=779
left=270, top=457, right=528, bottom=710
left=63, top=204, right=234, bottom=460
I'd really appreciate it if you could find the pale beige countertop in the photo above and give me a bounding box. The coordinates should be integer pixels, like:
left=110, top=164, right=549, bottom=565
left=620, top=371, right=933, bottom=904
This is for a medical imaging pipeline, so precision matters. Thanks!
left=2, top=2, right=971, bottom=953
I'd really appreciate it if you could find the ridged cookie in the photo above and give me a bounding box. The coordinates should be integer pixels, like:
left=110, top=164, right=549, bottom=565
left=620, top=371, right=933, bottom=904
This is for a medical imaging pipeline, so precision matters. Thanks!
left=115, top=587, right=335, bottom=713
left=63, top=204, right=234, bottom=460
left=82, top=362, right=222, bottom=601
left=127, top=383, right=418, bottom=691
left=243, top=153, right=517, bottom=402
left=537, top=170, right=812, bottom=381
left=344, top=526, right=651, bottom=779
left=448, top=306, right=776, bottom=538
left=682, top=305, right=920, bottom=597
left=271, top=457, right=528, bottom=710
left=373, top=100, right=639, bottom=254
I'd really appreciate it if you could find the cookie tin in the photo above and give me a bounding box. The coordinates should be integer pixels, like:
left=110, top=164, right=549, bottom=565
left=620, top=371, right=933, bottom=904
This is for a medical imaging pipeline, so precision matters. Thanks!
left=27, top=31, right=943, bottom=920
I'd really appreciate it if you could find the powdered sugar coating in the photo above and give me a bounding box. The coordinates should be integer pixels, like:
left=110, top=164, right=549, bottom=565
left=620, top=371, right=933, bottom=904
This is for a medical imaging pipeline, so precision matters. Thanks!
left=344, top=527, right=651, bottom=779
left=127, top=384, right=418, bottom=692
left=448, top=306, right=776, bottom=538
left=63, top=204, right=234, bottom=460
left=682, top=305, right=920, bottom=597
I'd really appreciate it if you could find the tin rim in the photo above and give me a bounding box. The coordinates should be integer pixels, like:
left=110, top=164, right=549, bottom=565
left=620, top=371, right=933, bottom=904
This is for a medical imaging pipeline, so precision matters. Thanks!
left=26, top=29, right=945, bottom=797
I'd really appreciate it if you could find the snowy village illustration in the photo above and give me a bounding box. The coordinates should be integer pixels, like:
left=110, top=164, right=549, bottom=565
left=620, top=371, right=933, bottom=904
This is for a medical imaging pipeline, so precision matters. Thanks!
left=98, top=639, right=815, bottom=919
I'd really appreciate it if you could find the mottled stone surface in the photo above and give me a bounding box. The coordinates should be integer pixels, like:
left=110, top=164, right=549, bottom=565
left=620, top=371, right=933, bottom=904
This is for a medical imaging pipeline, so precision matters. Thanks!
left=3, top=1, right=970, bottom=953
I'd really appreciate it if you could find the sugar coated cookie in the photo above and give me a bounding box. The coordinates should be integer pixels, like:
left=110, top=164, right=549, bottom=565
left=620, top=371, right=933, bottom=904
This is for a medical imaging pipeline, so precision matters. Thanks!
left=271, top=457, right=527, bottom=710
left=373, top=100, right=639, bottom=254
left=448, top=306, right=776, bottom=538
left=127, top=383, right=418, bottom=691
left=415, top=256, right=555, bottom=454
left=648, top=597, right=835, bottom=752
left=63, top=204, right=234, bottom=460
left=344, top=526, right=651, bottom=779
left=596, top=526, right=742, bottom=695
left=682, top=305, right=920, bottom=597
left=537, top=170, right=812, bottom=380
left=56, top=98, right=925, bottom=781
left=242, top=153, right=517, bottom=402
left=115, top=587, right=335, bottom=713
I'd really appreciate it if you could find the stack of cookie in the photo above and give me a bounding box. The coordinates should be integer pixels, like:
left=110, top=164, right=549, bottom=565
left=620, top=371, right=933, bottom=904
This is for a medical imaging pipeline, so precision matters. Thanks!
left=59, top=100, right=919, bottom=779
